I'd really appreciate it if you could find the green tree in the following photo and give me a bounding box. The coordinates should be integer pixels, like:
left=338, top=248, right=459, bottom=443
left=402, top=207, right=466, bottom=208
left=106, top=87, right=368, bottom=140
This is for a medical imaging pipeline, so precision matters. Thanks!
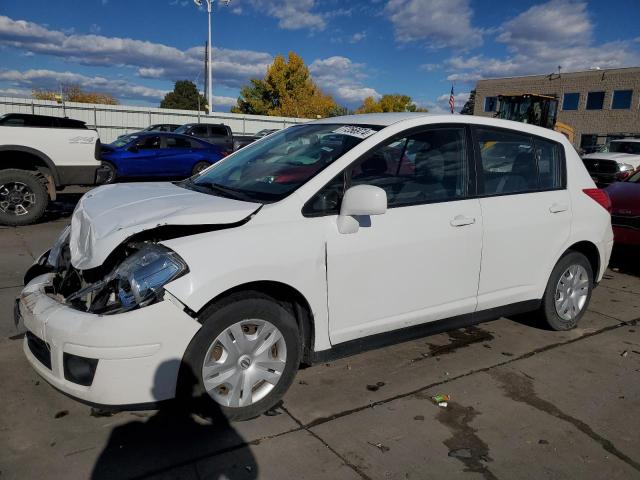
left=356, top=94, right=427, bottom=114
left=160, top=80, right=207, bottom=111
left=460, top=89, right=476, bottom=115
left=232, top=52, right=337, bottom=118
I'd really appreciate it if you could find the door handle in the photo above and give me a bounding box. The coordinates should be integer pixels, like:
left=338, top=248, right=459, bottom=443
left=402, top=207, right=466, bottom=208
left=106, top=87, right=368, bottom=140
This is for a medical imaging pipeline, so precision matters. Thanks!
left=549, top=203, right=568, bottom=213
left=450, top=215, right=476, bottom=227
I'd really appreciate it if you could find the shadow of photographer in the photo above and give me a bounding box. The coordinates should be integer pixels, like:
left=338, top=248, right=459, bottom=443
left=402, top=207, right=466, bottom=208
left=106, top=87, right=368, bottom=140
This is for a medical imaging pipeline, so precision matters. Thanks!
left=91, top=359, right=258, bottom=480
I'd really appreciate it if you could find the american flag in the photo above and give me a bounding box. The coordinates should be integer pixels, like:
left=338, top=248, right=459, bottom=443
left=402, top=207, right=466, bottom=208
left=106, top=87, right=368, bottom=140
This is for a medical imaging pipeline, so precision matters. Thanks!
left=449, top=85, right=455, bottom=113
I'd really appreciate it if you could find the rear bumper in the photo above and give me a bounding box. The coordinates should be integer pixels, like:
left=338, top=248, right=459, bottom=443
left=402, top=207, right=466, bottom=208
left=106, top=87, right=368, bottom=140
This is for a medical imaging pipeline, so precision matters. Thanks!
left=18, top=274, right=201, bottom=406
left=613, top=226, right=640, bottom=246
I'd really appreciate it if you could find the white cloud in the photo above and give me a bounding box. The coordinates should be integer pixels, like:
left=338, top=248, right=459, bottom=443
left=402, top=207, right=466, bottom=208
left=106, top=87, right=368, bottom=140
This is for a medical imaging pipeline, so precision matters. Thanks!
left=309, top=56, right=380, bottom=105
left=249, top=0, right=326, bottom=31
left=349, top=31, right=366, bottom=44
left=0, top=69, right=168, bottom=101
left=384, top=0, right=482, bottom=49
left=444, top=0, right=640, bottom=83
left=212, top=95, right=237, bottom=107
left=0, top=15, right=273, bottom=89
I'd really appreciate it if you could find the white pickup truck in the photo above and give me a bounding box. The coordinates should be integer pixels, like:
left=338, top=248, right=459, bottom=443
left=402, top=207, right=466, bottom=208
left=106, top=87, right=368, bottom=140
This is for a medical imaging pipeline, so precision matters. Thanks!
left=0, top=113, right=107, bottom=225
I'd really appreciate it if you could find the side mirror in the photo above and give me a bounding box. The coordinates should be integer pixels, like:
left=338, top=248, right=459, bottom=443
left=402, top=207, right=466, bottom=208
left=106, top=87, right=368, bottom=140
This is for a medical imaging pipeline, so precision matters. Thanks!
left=337, top=185, right=387, bottom=234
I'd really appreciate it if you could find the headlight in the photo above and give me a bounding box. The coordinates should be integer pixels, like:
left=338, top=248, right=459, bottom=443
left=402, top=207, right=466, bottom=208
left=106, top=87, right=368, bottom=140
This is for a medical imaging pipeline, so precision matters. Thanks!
left=114, top=245, right=188, bottom=308
left=47, top=225, right=71, bottom=268
left=619, top=163, right=634, bottom=172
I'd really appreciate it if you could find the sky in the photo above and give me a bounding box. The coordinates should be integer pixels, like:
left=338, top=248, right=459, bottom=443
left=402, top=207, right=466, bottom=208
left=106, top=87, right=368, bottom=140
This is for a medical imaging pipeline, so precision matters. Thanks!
left=0, top=0, right=639, bottom=114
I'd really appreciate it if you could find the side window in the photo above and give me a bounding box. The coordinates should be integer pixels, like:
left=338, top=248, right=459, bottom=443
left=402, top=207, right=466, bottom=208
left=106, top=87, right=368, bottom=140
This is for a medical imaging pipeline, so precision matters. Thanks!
left=303, top=127, right=468, bottom=216
left=136, top=136, right=161, bottom=150
left=477, top=128, right=536, bottom=195
left=210, top=125, right=229, bottom=137
left=191, top=125, right=208, bottom=136
left=165, top=136, right=191, bottom=148
left=534, top=138, right=564, bottom=190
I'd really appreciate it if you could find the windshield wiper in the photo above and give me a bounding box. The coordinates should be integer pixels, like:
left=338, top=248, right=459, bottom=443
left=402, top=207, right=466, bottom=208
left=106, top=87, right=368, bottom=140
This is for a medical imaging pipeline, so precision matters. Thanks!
left=202, top=182, right=255, bottom=202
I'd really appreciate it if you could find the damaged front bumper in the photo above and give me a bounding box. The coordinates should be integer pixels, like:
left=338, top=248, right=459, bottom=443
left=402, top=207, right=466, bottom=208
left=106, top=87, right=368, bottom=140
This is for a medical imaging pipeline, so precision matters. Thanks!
left=17, top=273, right=201, bottom=406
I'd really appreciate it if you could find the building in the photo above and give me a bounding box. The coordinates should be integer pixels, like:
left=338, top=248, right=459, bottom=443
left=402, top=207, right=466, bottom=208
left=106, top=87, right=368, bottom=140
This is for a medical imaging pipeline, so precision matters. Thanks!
left=473, top=67, right=640, bottom=150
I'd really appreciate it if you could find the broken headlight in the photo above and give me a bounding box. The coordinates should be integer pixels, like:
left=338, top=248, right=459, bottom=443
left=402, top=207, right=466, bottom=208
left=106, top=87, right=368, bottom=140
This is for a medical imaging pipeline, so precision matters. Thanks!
left=115, top=244, right=188, bottom=308
left=66, top=244, right=188, bottom=312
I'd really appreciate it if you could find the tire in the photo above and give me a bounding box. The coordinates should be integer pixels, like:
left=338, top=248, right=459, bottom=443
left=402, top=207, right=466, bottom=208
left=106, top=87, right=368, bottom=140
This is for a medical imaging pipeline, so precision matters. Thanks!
left=540, top=251, right=593, bottom=331
left=101, top=162, right=117, bottom=184
left=179, top=291, right=301, bottom=421
left=192, top=161, right=211, bottom=176
left=0, top=169, right=49, bottom=226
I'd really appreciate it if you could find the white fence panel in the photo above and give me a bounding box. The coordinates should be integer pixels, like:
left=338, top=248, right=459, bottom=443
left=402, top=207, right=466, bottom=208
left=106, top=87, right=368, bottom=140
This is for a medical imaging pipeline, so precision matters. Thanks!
left=0, top=97, right=311, bottom=143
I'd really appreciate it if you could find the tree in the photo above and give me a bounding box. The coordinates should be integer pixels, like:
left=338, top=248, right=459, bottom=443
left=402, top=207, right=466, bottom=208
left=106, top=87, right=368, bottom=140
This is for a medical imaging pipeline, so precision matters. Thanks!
left=355, top=94, right=427, bottom=114
left=232, top=52, right=337, bottom=118
left=460, top=89, right=476, bottom=115
left=160, top=80, right=207, bottom=111
left=32, top=84, right=118, bottom=105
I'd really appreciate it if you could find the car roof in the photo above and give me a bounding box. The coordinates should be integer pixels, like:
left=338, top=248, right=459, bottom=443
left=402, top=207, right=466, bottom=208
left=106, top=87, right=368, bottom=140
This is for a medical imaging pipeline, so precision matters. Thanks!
left=313, top=112, right=432, bottom=126
left=130, top=131, right=207, bottom=142
left=611, top=138, right=640, bottom=143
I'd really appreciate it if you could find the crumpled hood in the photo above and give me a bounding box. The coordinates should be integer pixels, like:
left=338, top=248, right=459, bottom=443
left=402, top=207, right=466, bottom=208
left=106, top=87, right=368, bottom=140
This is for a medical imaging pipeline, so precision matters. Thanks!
left=70, top=182, right=261, bottom=270
left=583, top=152, right=640, bottom=167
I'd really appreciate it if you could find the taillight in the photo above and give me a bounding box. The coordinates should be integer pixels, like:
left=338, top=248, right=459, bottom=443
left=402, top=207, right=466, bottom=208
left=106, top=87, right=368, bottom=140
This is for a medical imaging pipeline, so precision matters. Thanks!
left=583, top=188, right=611, bottom=213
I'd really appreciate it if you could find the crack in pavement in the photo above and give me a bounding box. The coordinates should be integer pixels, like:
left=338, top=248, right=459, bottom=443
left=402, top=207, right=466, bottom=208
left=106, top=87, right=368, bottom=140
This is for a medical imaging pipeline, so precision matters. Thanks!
left=489, top=368, right=640, bottom=473
left=136, top=316, right=638, bottom=479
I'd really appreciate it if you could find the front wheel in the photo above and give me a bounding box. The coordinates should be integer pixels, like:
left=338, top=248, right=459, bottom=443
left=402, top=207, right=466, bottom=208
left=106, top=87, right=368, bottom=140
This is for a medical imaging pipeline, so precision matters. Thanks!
left=0, top=169, right=49, bottom=226
left=540, top=251, right=593, bottom=330
left=101, top=162, right=117, bottom=184
left=179, top=292, right=301, bottom=421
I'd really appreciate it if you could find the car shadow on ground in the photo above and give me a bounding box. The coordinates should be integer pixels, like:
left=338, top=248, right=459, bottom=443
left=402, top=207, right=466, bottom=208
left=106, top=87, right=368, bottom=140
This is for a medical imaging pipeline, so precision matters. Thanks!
left=609, top=245, right=640, bottom=277
left=91, top=360, right=258, bottom=480
left=40, top=192, right=86, bottom=223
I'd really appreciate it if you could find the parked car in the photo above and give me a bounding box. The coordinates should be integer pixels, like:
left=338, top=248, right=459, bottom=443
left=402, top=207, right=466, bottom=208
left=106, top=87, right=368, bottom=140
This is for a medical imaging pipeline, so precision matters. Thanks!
left=174, top=123, right=235, bottom=153
left=140, top=123, right=181, bottom=133
left=100, top=132, right=226, bottom=183
left=582, top=138, right=640, bottom=186
left=255, top=128, right=279, bottom=138
left=17, top=114, right=612, bottom=421
left=606, top=166, right=640, bottom=246
left=0, top=113, right=104, bottom=225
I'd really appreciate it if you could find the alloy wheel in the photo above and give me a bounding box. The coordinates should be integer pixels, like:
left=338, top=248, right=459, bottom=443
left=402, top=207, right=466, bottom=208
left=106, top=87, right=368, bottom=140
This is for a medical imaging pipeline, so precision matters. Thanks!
left=0, top=182, right=36, bottom=217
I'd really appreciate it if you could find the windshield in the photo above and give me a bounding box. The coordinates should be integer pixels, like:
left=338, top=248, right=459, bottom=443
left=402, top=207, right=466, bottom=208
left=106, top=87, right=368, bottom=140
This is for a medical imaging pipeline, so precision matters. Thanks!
left=110, top=134, right=137, bottom=148
left=185, top=123, right=382, bottom=203
left=627, top=170, right=640, bottom=183
left=609, top=141, right=640, bottom=155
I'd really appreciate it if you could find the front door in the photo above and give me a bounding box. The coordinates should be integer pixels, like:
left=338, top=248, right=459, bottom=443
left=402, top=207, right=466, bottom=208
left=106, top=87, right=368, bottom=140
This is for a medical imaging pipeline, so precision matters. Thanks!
left=311, top=126, right=483, bottom=345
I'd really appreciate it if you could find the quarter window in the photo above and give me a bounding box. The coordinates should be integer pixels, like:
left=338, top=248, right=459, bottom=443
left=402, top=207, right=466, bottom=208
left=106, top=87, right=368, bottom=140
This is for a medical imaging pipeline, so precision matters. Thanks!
left=586, top=91, right=605, bottom=110
left=562, top=92, right=580, bottom=110
left=611, top=90, right=633, bottom=109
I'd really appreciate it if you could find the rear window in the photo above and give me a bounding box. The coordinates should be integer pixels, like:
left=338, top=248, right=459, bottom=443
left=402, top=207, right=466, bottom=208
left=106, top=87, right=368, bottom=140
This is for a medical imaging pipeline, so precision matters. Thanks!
left=609, top=141, right=640, bottom=154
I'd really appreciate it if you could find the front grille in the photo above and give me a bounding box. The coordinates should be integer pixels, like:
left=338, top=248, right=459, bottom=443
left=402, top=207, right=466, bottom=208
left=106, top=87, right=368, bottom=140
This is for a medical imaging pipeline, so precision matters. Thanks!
left=582, top=158, right=619, bottom=174
left=26, top=331, right=51, bottom=369
left=612, top=215, right=640, bottom=230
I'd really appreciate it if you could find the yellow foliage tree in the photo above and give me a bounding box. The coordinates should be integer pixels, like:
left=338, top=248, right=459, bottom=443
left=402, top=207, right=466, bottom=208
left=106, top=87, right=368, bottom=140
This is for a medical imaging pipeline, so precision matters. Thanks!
left=356, top=94, right=427, bottom=114
left=232, top=52, right=336, bottom=118
left=33, top=84, right=119, bottom=105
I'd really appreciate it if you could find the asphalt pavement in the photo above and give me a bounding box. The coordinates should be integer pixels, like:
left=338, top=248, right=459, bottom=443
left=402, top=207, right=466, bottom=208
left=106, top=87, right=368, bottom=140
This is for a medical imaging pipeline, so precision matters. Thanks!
left=1, top=191, right=639, bottom=480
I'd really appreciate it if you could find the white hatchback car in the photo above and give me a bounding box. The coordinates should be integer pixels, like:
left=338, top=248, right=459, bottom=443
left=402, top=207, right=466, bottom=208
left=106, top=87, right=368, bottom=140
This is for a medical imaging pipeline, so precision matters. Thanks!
left=18, top=114, right=613, bottom=420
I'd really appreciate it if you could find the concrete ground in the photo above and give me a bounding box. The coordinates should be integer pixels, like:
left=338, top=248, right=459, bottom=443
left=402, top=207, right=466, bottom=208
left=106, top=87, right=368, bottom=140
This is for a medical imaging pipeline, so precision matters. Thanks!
left=1, top=192, right=639, bottom=480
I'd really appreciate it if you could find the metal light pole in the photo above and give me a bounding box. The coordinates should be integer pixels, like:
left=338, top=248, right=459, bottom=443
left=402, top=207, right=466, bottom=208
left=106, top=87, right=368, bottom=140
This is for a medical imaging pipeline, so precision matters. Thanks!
left=194, top=0, right=230, bottom=115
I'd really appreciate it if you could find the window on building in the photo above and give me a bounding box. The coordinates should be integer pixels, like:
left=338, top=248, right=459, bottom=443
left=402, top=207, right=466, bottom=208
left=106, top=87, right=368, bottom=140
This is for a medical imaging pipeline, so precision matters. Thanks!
left=484, top=96, right=497, bottom=112
left=562, top=93, right=580, bottom=110
left=611, top=90, right=633, bottom=109
left=586, top=91, right=605, bottom=110
left=580, top=134, right=598, bottom=150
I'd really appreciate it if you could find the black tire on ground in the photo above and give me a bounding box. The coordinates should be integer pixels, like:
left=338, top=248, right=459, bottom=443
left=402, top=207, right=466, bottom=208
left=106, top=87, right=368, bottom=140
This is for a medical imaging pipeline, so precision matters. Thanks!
left=179, top=291, right=301, bottom=421
left=101, top=162, right=117, bottom=184
left=540, top=251, right=594, bottom=331
left=192, top=161, right=211, bottom=176
left=0, top=169, right=49, bottom=226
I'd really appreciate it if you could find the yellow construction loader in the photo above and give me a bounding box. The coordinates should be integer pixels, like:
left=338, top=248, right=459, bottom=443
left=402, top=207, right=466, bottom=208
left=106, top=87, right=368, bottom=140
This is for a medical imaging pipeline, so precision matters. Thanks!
left=496, top=93, right=575, bottom=144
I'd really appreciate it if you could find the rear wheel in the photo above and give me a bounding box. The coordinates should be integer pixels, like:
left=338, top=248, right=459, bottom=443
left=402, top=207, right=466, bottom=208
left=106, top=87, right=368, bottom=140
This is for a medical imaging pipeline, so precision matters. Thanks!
left=0, top=169, right=48, bottom=226
left=540, top=251, right=593, bottom=330
left=179, top=292, right=301, bottom=421
left=192, top=161, right=211, bottom=176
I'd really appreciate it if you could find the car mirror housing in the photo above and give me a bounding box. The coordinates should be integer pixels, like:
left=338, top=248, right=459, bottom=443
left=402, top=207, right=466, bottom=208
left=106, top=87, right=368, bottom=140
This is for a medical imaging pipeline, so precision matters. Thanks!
left=337, top=185, right=387, bottom=234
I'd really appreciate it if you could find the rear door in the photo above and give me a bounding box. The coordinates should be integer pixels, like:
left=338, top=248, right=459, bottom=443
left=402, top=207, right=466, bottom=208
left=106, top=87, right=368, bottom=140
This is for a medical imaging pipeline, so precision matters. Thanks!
left=209, top=125, right=233, bottom=152
left=159, top=135, right=195, bottom=176
left=473, top=126, right=571, bottom=310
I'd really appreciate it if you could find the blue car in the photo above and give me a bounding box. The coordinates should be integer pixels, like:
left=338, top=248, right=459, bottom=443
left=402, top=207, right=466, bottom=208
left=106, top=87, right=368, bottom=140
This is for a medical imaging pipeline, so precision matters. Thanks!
left=100, top=132, right=226, bottom=183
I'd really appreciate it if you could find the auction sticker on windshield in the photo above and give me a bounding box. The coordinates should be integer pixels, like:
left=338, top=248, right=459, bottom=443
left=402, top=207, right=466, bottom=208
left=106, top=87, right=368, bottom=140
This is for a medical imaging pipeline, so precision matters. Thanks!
left=332, top=125, right=377, bottom=139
